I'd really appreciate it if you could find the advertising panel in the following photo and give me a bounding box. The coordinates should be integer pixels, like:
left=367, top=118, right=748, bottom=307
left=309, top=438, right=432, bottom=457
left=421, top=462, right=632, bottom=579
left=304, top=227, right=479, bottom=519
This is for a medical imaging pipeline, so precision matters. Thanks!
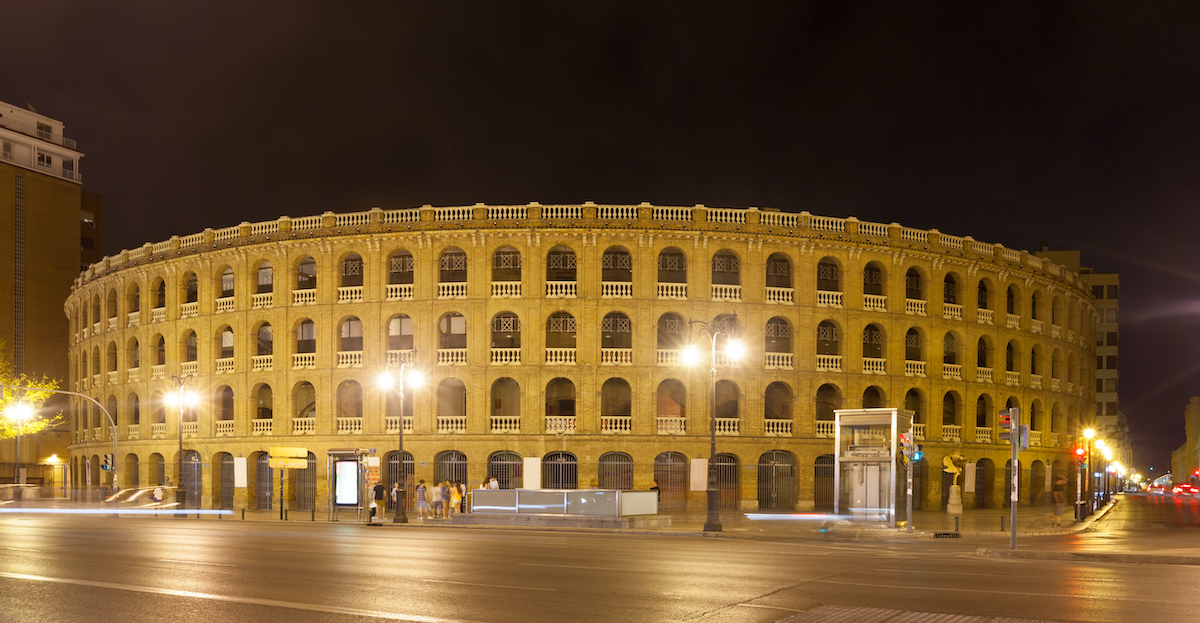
left=334, top=460, right=359, bottom=506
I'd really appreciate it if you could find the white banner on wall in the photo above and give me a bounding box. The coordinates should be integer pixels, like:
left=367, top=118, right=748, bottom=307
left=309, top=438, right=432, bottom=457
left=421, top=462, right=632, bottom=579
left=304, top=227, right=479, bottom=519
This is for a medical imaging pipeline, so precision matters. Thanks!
left=689, top=459, right=708, bottom=491
left=234, top=457, right=247, bottom=488
left=965, top=462, right=976, bottom=493
left=522, top=456, right=541, bottom=489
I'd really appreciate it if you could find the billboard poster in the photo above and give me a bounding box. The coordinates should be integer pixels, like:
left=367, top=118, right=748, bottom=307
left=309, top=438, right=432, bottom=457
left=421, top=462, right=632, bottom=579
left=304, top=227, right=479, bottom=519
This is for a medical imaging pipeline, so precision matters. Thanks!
left=334, top=460, right=360, bottom=506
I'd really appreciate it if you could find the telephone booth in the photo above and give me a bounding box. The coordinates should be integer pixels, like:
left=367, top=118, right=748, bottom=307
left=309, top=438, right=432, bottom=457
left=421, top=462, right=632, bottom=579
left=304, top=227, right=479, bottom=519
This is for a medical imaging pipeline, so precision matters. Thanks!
left=833, top=408, right=913, bottom=527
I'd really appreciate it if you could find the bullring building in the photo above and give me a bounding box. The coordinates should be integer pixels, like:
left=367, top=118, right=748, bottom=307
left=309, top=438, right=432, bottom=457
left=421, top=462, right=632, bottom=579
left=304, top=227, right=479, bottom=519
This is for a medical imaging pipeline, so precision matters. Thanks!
left=66, top=203, right=1097, bottom=514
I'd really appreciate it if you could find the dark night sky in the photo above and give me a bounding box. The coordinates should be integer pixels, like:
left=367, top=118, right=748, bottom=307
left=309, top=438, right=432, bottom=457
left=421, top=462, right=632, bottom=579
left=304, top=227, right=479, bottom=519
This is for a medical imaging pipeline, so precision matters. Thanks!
left=5, top=2, right=1200, bottom=475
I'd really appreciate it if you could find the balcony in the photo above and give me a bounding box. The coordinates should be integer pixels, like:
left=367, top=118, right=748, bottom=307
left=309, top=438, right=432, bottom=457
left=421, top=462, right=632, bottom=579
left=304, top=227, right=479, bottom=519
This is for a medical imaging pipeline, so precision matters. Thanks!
left=215, top=358, right=234, bottom=374
left=151, top=364, right=165, bottom=380
left=1067, top=329, right=1075, bottom=342
left=816, top=420, right=835, bottom=438
left=180, top=302, right=198, bottom=318
left=764, top=353, right=793, bottom=370
left=337, top=286, right=363, bottom=303
left=863, top=294, right=887, bottom=311
left=942, top=424, right=961, bottom=443
left=545, top=416, right=576, bottom=434
left=1006, top=314, right=1020, bottom=329
left=336, top=417, right=363, bottom=434
left=127, top=311, right=140, bottom=328
left=252, top=419, right=272, bottom=435
left=764, top=419, right=792, bottom=436
left=816, top=355, right=842, bottom=372
left=943, top=303, right=963, bottom=320
left=151, top=307, right=166, bottom=323
left=977, top=309, right=994, bottom=325
left=862, top=357, right=886, bottom=375
left=817, top=291, right=843, bottom=308
left=252, top=355, right=273, bottom=371
left=126, top=424, right=140, bottom=440
left=545, top=282, right=575, bottom=298
left=437, top=416, right=467, bottom=434
left=252, top=292, right=273, bottom=309
left=975, top=427, right=992, bottom=443
left=1050, top=433, right=1059, bottom=447
left=602, top=282, right=633, bottom=298
left=1005, top=371, right=1020, bottom=386
left=943, top=363, right=962, bottom=380
left=438, top=282, right=468, bottom=298
left=1051, top=324, right=1062, bottom=338
left=491, top=348, right=522, bottom=365
left=657, top=349, right=681, bottom=366
left=215, top=420, right=234, bottom=436
left=437, top=349, right=467, bottom=365
left=913, top=423, right=926, bottom=440
left=293, top=289, right=317, bottom=305
left=491, top=281, right=521, bottom=298
left=182, top=422, right=198, bottom=438
left=337, top=351, right=363, bottom=368
left=386, top=349, right=414, bottom=366
left=710, top=284, right=741, bottom=302
left=600, top=348, right=632, bottom=365
left=904, top=361, right=926, bottom=377
left=1030, top=374, right=1042, bottom=390
left=92, top=427, right=102, bottom=441
left=715, top=418, right=740, bottom=435
left=656, top=417, right=686, bottom=434
left=657, top=282, right=687, bottom=300
left=384, top=416, right=414, bottom=434
left=765, top=287, right=794, bottom=304
left=1051, top=378, right=1061, bottom=391
left=92, top=373, right=100, bottom=387
left=490, top=416, right=520, bottom=434
left=151, top=423, right=166, bottom=438
left=292, top=417, right=316, bottom=435
left=293, top=353, right=316, bottom=369
left=387, top=284, right=414, bottom=301
left=905, top=299, right=927, bottom=316
left=107, top=370, right=117, bottom=385
left=215, top=296, right=235, bottom=313
left=93, top=321, right=101, bottom=334
left=600, top=415, right=632, bottom=434
left=545, top=348, right=577, bottom=365
left=1031, top=319, right=1043, bottom=335
left=1029, top=430, right=1043, bottom=446
left=976, top=367, right=993, bottom=383
left=181, top=361, right=198, bottom=376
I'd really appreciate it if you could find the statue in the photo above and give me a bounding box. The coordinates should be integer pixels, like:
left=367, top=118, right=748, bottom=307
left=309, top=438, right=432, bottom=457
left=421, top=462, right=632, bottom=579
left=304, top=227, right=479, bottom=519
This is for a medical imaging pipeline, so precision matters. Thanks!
left=942, top=452, right=965, bottom=486
left=943, top=452, right=965, bottom=516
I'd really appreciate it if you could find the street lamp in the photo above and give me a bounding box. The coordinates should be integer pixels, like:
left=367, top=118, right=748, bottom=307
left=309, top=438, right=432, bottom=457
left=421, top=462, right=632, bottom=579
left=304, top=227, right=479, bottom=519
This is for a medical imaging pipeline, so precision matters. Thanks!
left=682, top=315, right=743, bottom=533
left=1083, top=428, right=1095, bottom=515
left=5, top=402, right=34, bottom=496
left=172, top=376, right=198, bottom=513
left=378, top=361, right=423, bottom=524
left=1101, top=446, right=1113, bottom=503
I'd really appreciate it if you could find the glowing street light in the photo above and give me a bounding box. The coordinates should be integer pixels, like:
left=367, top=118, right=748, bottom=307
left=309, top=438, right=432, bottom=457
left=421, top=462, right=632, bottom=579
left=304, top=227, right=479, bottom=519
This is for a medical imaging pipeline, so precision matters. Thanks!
left=378, top=360, right=423, bottom=524
left=683, top=315, right=743, bottom=533
left=5, top=402, right=34, bottom=491
left=172, top=376, right=198, bottom=513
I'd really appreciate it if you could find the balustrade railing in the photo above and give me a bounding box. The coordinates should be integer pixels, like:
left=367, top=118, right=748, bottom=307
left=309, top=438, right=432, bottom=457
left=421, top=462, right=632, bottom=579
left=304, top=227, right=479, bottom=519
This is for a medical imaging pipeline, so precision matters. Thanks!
left=215, top=296, right=235, bottom=313
left=252, top=354, right=273, bottom=371
left=1051, top=378, right=1061, bottom=391
left=545, top=282, right=575, bottom=298
left=976, top=367, right=993, bottom=383
left=127, top=311, right=140, bottom=327
left=151, top=423, right=165, bottom=438
left=863, top=294, right=887, bottom=311
left=337, top=351, right=363, bottom=368
left=1007, top=314, right=1020, bottom=329
left=490, top=416, right=520, bottom=433
left=657, top=349, right=681, bottom=366
left=816, top=354, right=842, bottom=372
left=942, top=424, right=961, bottom=442
left=905, top=299, right=927, bottom=316
left=438, top=349, right=467, bottom=365
left=545, top=417, right=576, bottom=434
left=182, top=422, right=198, bottom=437
left=152, top=307, right=166, bottom=323
left=600, top=416, right=632, bottom=434
left=600, top=348, right=632, bottom=365
left=1005, top=370, right=1020, bottom=386
left=252, top=419, right=272, bottom=435
left=975, top=427, right=992, bottom=443
left=437, top=416, right=467, bottom=434
left=126, top=367, right=140, bottom=384
left=1029, top=430, right=1043, bottom=446
left=1051, top=324, right=1061, bottom=338
left=656, top=417, right=685, bottom=434
left=293, top=353, right=316, bottom=369
left=126, top=424, right=140, bottom=440
left=715, top=418, right=740, bottom=435
left=387, top=284, right=414, bottom=301
left=107, top=370, right=117, bottom=384
left=602, top=282, right=633, bottom=298
left=765, top=287, right=794, bottom=304
left=215, top=420, right=234, bottom=436
left=817, top=290, right=843, bottom=308
left=545, top=348, right=577, bottom=365
left=863, top=357, right=886, bottom=374
left=337, top=286, right=363, bottom=303
left=710, top=284, right=741, bottom=301
left=764, top=419, right=792, bottom=436
left=292, top=289, right=316, bottom=305
left=293, top=417, right=316, bottom=434
left=386, top=349, right=414, bottom=366
left=151, top=364, right=165, bottom=380
left=657, top=283, right=687, bottom=300
left=181, top=361, right=198, bottom=375
left=905, top=361, right=926, bottom=377
left=215, top=358, right=234, bottom=373
left=764, top=352, right=793, bottom=369
left=93, top=321, right=102, bottom=334
left=977, top=309, right=994, bottom=325
left=943, top=363, right=962, bottom=380
left=336, top=417, right=363, bottom=434
left=491, top=348, right=522, bottom=365
left=384, top=416, right=414, bottom=434
left=1050, top=433, right=1059, bottom=447
left=1031, top=319, right=1043, bottom=334
left=913, top=423, right=926, bottom=440
left=252, top=292, right=273, bottom=309
left=491, top=281, right=521, bottom=298
left=944, top=303, right=963, bottom=320
left=92, top=373, right=100, bottom=387
left=815, top=420, right=835, bottom=437
left=180, top=302, right=198, bottom=318
left=1030, top=374, right=1042, bottom=389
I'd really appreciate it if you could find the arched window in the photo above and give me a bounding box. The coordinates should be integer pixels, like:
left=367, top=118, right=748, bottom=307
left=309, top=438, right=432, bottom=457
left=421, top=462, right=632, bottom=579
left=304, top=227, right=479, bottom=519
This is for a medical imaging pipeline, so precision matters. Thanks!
left=219, top=327, right=234, bottom=359
left=765, top=253, right=791, bottom=289
left=601, top=247, right=633, bottom=285
left=257, top=323, right=273, bottom=355
left=905, top=268, right=922, bottom=300
left=863, top=262, right=884, bottom=296
left=764, top=382, right=792, bottom=420
left=711, top=250, right=740, bottom=285
left=942, top=392, right=960, bottom=427
left=154, top=278, right=167, bottom=308
left=657, top=313, right=686, bottom=350
left=294, top=382, right=316, bottom=419
left=657, top=248, right=687, bottom=286
left=656, top=379, right=686, bottom=418
left=600, top=378, right=632, bottom=418
left=388, top=315, right=414, bottom=351
left=255, top=384, right=273, bottom=419
left=598, top=452, right=633, bottom=490
left=336, top=381, right=363, bottom=418
left=341, top=253, right=363, bottom=287
left=977, top=338, right=989, bottom=368
left=545, top=312, right=577, bottom=349
left=543, top=452, right=578, bottom=490
left=184, top=273, right=198, bottom=303
left=436, top=378, right=467, bottom=417
left=184, top=332, right=197, bottom=362
left=600, top=312, right=631, bottom=352
left=654, top=452, right=688, bottom=510
left=488, top=451, right=522, bottom=489
left=1030, top=291, right=1041, bottom=320
left=1006, top=285, right=1017, bottom=315
left=257, top=261, right=273, bottom=294
left=1030, top=345, right=1040, bottom=375
left=489, top=378, right=520, bottom=421
left=977, top=280, right=989, bottom=310
left=905, top=389, right=922, bottom=423
left=129, top=338, right=140, bottom=369
left=817, top=321, right=839, bottom=355
left=297, top=257, right=316, bottom=290
left=389, top=250, right=414, bottom=285
left=765, top=317, right=792, bottom=355
left=862, top=324, right=883, bottom=359
left=438, top=313, right=467, bottom=349
left=546, top=246, right=576, bottom=285
left=155, top=336, right=166, bottom=365
left=491, top=312, right=521, bottom=349
left=817, top=257, right=840, bottom=292
left=1006, top=341, right=1017, bottom=372
left=220, top=267, right=235, bottom=298
left=436, top=451, right=468, bottom=487
left=862, top=386, right=884, bottom=408
left=217, top=386, right=234, bottom=420
left=544, top=378, right=575, bottom=417
left=340, top=317, right=363, bottom=352
left=757, top=451, right=795, bottom=511
left=106, top=342, right=118, bottom=372
left=905, top=328, right=922, bottom=362
left=715, top=380, right=739, bottom=419
left=129, top=393, right=140, bottom=425
left=943, top=333, right=957, bottom=365
left=975, top=395, right=991, bottom=427
left=492, top=246, right=521, bottom=285
left=295, top=320, right=316, bottom=354
left=128, top=284, right=141, bottom=316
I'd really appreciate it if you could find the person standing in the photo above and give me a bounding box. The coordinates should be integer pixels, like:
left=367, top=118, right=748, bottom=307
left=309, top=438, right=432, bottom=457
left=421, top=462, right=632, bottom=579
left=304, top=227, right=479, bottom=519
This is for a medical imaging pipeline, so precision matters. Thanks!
left=430, top=481, right=444, bottom=519
left=415, top=480, right=430, bottom=520
left=1051, top=476, right=1068, bottom=527
left=372, top=481, right=386, bottom=521
left=488, top=476, right=499, bottom=490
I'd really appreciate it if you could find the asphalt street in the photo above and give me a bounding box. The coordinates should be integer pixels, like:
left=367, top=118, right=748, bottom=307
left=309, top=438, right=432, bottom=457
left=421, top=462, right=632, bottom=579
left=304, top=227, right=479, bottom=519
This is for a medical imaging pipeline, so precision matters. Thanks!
left=1, top=495, right=1198, bottom=623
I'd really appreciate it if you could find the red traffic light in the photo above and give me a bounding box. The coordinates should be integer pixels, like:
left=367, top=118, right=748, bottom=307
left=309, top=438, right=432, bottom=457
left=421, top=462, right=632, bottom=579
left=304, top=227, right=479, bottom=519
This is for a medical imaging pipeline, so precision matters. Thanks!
left=1075, top=447, right=1085, bottom=457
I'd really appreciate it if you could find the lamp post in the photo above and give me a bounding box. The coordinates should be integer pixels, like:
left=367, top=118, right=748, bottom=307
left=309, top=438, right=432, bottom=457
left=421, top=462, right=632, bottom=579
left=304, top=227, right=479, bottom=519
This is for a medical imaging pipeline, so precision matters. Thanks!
left=5, top=402, right=33, bottom=496
left=1100, top=445, right=1113, bottom=503
left=172, top=375, right=198, bottom=514
left=683, top=316, right=744, bottom=533
left=1083, top=428, right=1095, bottom=515
left=379, top=360, right=423, bottom=524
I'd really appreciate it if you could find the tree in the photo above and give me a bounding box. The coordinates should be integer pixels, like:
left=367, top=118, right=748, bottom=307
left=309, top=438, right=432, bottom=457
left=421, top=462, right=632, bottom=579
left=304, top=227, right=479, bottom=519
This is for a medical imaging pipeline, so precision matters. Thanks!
left=0, top=341, right=64, bottom=440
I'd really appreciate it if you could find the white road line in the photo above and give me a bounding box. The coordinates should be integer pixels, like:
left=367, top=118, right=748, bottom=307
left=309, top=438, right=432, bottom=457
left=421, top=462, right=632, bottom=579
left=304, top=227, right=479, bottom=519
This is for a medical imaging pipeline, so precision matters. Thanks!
left=421, top=578, right=557, bottom=592
left=737, top=604, right=805, bottom=613
left=158, top=559, right=236, bottom=567
left=517, top=562, right=630, bottom=571
left=0, top=547, right=38, bottom=552
left=802, top=577, right=1200, bottom=604
left=0, top=571, right=471, bottom=622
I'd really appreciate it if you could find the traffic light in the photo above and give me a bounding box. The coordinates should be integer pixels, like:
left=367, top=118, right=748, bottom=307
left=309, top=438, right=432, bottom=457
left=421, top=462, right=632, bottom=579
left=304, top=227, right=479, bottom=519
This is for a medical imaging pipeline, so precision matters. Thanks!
left=912, top=444, right=924, bottom=461
left=998, top=408, right=1017, bottom=443
left=102, top=453, right=113, bottom=471
left=899, top=433, right=913, bottom=460
left=1075, top=447, right=1086, bottom=467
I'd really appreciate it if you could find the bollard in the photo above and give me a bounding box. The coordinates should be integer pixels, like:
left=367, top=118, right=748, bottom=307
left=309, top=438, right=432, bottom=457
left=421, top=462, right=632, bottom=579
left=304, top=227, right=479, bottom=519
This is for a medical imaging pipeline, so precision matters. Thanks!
left=955, top=516, right=960, bottom=532
left=241, top=509, right=245, bottom=521
left=1000, top=516, right=1006, bottom=532
left=312, top=509, right=316, bottom=522
left=284, top=509, right=288, bottom=521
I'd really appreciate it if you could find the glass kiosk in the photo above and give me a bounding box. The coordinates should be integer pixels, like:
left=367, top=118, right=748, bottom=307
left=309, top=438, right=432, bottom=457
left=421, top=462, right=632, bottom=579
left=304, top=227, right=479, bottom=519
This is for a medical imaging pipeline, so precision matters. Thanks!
left=833, top=408, right=913, bottom=527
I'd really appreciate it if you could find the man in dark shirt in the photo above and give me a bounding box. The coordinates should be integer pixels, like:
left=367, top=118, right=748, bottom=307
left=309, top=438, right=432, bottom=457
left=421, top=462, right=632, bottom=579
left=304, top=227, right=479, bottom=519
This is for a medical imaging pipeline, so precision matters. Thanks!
left=372, top=482, right=386, bottom=521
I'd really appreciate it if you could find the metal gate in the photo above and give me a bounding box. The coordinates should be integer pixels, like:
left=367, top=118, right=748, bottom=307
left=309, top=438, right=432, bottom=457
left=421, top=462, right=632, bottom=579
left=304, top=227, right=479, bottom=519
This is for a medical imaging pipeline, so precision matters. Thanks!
left=813, top=454, right=834, bottom=511
left=127, top=455, right=140, bottom=488
left=598, top=452, right=633, bottom=490
left=489, top=451, right=523, bottom=489
left=435, top=451, right=468, bottom=485
left=219, top=454, right=234, bottom=509
left=152, top=454, right=165, bottom=486
left=912, top=458, right=926, bottom=510
left=256, top=453, right=273, bottom=510
left=182, top=451, right=202, bottom=509
left=758, top=451, right=796, bottom=511
left=713, top=453, right=740, bottom=510
left=975, top=459, right=993, bottom=509
left=543, top=452, right=578, bottom=489
left=295, top=452, right=317, bottom=511
left=384, top=451, right=415, bottom=511
left=654, top=452, right=688, bottom=511
left=1030, top=461, right=1046, bottom=506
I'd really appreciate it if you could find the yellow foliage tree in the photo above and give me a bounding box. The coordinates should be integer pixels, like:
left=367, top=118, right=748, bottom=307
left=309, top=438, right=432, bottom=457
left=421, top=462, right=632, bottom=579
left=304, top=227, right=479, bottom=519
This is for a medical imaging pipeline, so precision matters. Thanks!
left=0, top=341, right=64, bottom=440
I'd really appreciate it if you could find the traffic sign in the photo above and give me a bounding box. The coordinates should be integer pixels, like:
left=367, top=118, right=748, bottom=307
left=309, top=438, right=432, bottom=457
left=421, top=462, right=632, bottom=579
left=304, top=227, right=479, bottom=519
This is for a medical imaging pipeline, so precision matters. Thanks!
left=269, top=447, right=308, bottom=459
left=269, top=457, right=308, bottom=469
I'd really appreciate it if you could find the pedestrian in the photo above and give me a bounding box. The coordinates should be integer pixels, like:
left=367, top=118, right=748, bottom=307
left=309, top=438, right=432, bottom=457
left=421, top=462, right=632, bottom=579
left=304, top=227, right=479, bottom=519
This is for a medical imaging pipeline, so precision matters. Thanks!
left=444, top=481, right=456, bottom=518
left=451, top=480, right=464, bottom=515
left=151, top=485, right=164, bottom=504
left=391, top=481, right=400, bottom=509
left=372, top=480, right=386, bottom=522
left=415, top=480, right=430, bottom=519
left=1051, top=476, right=1068, bottom=527
left=431, top=481, right=444, bottom=518
left=488, top=476, right=499, bottom=490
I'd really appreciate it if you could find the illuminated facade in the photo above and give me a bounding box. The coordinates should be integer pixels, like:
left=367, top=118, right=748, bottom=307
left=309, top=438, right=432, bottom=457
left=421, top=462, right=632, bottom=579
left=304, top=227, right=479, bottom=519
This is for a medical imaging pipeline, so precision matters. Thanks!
left=66, top=204, right=1097, bottom=512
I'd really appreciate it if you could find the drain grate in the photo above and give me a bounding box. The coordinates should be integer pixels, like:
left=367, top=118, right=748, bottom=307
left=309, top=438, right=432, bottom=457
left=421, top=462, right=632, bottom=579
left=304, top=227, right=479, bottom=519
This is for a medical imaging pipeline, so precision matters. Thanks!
left=933, top=531, right=962, bottom=538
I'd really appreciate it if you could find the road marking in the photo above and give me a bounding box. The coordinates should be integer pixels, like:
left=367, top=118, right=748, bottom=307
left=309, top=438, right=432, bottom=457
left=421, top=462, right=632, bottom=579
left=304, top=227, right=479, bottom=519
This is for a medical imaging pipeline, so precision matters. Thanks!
left=421, top=578, right=557, bottom=592
left=737, top=603, right=805, bottom=612
left=800, top=577, right=1200, bottom=605
left=518, top=562, right=629, bottom=571
left=0, top=571, right=472, bottom=622
left=158, top=559, right=236, bottom=567
left=0, top=547, right=38, bottom=552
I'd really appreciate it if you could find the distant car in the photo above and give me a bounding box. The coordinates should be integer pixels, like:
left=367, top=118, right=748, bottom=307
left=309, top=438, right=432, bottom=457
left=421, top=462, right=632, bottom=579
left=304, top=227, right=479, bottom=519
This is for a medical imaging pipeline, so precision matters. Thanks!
left=1172, top=484, right=1199, bottom=496
left=1149, top=485, right=1167, bottom=494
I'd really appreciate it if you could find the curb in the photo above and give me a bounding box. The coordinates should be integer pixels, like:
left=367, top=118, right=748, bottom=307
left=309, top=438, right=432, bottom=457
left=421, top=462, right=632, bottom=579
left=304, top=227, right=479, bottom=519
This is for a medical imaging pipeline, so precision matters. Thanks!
left=976, top=548, right=1200, bottom=566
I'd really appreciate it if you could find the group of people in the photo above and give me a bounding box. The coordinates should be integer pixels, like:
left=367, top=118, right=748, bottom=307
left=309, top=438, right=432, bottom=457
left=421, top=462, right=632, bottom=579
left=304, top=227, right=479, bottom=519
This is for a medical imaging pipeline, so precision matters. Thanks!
left=413, top=479, right=468, bottom=519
